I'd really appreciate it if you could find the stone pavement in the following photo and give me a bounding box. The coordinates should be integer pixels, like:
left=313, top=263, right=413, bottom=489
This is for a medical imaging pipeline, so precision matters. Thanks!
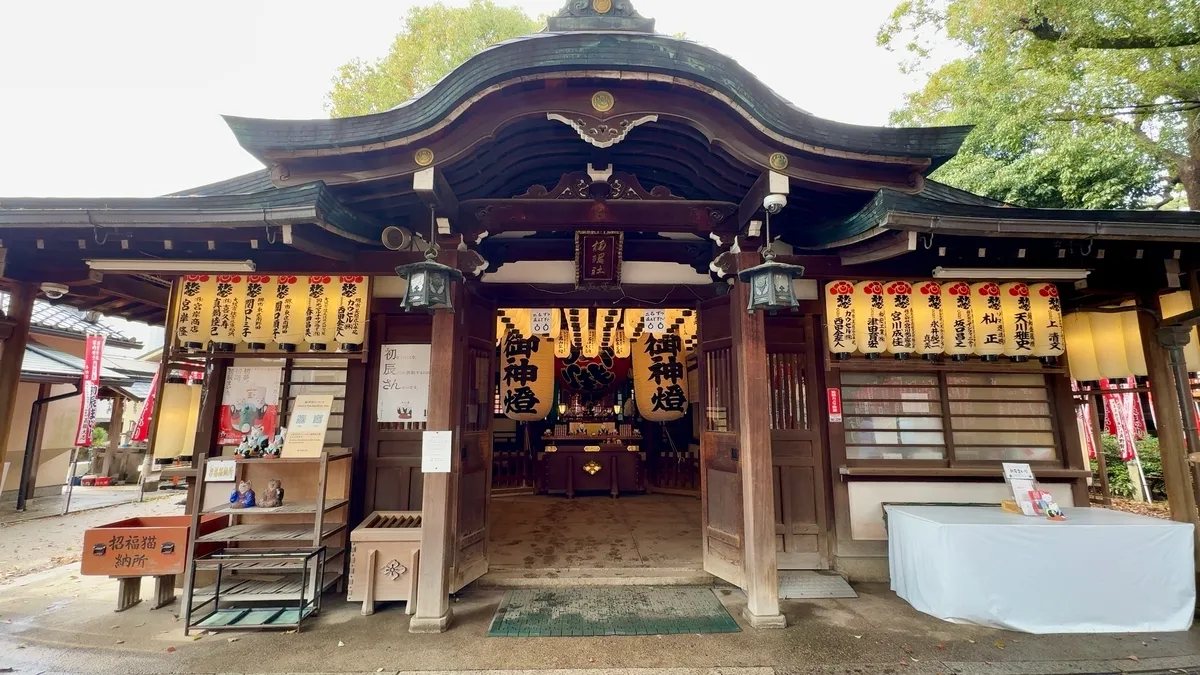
left=1, top=564, right=1198, bottom=675
left=0, top=485, right=176, bottom=525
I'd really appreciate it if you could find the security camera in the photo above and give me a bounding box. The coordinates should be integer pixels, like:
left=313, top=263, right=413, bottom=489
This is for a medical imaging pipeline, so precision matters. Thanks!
left=40, top=282, right=69, bottom=300
left=763, top=193, right=787, bottom=214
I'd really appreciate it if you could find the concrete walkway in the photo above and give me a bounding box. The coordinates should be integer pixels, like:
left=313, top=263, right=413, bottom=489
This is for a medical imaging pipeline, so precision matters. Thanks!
left=0, top=485, right=175, bottom=525
left=1, top=564, right=1197, bottom=675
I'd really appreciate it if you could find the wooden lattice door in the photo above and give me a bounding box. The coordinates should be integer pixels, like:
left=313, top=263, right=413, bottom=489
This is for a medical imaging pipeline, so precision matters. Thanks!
left=697, top=295, right=746, bottom=588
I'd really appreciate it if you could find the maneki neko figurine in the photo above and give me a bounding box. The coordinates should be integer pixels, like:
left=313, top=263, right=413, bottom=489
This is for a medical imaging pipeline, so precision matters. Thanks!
left=229, top=480, right=256, bottom=509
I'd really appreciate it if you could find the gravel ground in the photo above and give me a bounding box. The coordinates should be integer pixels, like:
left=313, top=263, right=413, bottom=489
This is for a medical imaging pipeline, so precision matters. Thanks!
left=0, top=493, right=182, bottom=584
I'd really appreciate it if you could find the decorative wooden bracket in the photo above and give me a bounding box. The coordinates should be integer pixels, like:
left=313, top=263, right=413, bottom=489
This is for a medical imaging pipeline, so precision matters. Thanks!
left=516, top=169, right=683, bottom=201
left=547, top=113, right=659, bottom=149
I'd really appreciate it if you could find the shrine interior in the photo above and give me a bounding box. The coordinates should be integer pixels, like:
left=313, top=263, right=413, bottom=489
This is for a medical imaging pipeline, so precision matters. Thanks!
left=486, top=306, right=705, bottom=576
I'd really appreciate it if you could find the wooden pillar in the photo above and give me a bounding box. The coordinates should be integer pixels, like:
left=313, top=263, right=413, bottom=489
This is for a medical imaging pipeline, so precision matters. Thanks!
left=411, top=274, right=464, bottom=634
left=100, top=396, right=125, bottom=476
left=0, top=283, right=36, bottom=473
left=1137, top=310, right=1200, bottom=566
left=730, top=253, right=786, bottom=628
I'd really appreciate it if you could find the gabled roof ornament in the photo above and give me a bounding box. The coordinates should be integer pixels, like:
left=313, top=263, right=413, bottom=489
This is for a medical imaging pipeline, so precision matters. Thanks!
left=547, top=0, right=655, bottom=33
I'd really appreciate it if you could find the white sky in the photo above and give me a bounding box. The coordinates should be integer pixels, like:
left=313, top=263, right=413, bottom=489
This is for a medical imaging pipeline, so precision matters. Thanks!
left=0, top=0, right=927, bottom=198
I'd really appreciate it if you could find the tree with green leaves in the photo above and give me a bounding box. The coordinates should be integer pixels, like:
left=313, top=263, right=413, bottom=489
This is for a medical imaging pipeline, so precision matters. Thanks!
left=879, top=1, right=1199, bottom=210
left=326, top=0, right=542, bottom=118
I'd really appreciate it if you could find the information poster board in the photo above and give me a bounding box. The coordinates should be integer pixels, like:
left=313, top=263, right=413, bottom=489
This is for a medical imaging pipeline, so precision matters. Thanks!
left=422, top=430, right=453, bottom=473
left=282, top=395, right=335, bottom=457
left=377, top=344, right=431, bottom=423
left=218, top=366, right=282, bottom=446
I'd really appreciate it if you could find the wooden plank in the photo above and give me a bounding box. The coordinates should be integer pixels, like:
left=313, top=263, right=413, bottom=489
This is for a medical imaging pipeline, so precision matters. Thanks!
left=0, top=283, right=36, bottom=493
left=729, top=253, right=784, bottom=628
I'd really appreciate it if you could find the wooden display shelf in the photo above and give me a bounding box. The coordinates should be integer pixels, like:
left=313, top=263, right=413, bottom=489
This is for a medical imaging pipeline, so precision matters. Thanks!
left=203, top=499, right=349, bottom=516
left=196, top=522, right=346, bottom=544
left=193, top=571, right=341, bottom=602
left=194, top=548, right=345, bottom=571
left=195, top=605, right=315, bottom=631
left=222, top=452, right=352, bottom=464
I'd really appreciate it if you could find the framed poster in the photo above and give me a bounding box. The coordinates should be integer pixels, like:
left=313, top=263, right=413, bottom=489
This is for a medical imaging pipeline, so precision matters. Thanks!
left=218, top=366, right=282, bottom=446
left=574, top=231, right=623, bottom=290
left=282, top=395, right=335, bottom=458
left=378, top=344, right=432, bottom=423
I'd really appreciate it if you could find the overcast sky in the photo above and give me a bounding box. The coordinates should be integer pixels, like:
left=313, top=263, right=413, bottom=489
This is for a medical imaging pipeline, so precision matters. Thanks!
left=0, top=0, right=928, bottom=199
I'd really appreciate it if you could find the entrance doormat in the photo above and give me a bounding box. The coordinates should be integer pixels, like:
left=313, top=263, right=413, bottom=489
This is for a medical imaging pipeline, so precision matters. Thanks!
left=487, top=586, right=741, bottom=637
left=778, top=571, right=858, bottom=599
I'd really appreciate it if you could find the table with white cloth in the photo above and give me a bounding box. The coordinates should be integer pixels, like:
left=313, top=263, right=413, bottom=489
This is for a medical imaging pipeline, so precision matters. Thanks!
left=885, top=505, right=1195, bottom=633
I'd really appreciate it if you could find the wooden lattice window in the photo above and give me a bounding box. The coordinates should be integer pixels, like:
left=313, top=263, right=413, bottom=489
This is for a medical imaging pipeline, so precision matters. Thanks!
left=704, top=347, right=735, bottom=432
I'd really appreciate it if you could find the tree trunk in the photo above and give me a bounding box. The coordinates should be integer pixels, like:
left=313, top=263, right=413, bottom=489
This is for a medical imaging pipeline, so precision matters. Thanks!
left=1183, top=110, right=1200, bottom=210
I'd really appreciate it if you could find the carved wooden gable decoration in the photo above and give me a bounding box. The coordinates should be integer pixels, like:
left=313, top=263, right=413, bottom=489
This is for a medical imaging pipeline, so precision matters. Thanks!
left=516, top=171, right=683, bottom=201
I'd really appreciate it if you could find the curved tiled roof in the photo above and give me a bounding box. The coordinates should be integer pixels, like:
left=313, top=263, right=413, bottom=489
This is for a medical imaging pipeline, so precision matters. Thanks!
left=224, top=32, right=972, bottom=162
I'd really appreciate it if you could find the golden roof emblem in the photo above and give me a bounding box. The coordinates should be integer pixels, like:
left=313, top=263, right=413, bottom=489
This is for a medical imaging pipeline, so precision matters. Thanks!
left=592, top=0, right=613, bottom=13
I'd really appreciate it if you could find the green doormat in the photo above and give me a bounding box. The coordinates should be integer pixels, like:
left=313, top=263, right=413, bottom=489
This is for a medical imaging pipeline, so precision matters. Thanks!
left=487, top=586, right=741, bottom=637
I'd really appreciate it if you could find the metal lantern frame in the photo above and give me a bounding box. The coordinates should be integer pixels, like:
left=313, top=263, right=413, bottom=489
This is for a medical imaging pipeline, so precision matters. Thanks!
left=736, top=209, right=805, bottom=313
left=394, top=205, right=464, bottom=312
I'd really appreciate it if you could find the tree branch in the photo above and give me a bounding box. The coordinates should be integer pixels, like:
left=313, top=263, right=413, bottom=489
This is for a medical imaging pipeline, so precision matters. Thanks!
left=1020, top=16, right=1200, bottom=49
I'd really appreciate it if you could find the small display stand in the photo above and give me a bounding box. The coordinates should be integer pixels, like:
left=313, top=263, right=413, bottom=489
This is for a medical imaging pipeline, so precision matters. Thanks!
left=180, top=449, right=352, bottom=634
left=187, top=547, right=326, bottom=633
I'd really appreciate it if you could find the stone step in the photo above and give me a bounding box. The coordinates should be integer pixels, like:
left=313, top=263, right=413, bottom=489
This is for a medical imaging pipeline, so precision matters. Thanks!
left=474, top=566, right=714, bottom=588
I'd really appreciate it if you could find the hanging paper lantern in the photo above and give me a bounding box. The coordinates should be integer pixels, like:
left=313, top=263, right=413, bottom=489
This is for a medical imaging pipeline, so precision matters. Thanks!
left=175, top=275, right=217, bottom=352
left=582, top=328, right=601, bottom=358
left=499, top=331, right=554, bottom=421
left=1029, top=283, right=1065, bottom=365
left=998, top=283, right=1035, bottom=362
left=207, top=275, right=245, bottom=353
left=1088, top=311, right=1132, bottom=379
left=272, top=275, right=304, bottom=352
left=913, top=281, right=944, bottom=360
left=824, top=280, right=857, bottom=359
left=613, top=329, right=631, bottom=359
left=633, top=331, right=689, bottom=422
left=942, top=281, right=975, bottom=361
left=1063, top=313, right=1102, bottom=382
left=303, top=275, right=337, bottom=351
left=970, top=282, right=1004, bottom=360
left=853, top=281, right=886, bottom=359
left=624, top=308, right=643, bottom=338
left=558, top=348, right=627, bottom=394
left=241, top=275, right=275, bottom=351
left=334, top=276, right=369, bottom=352
left=1158, top=291, right=1200, bottom=371
left=554, top=327, right=573, bottom=358
left=883, top=280, right=915, bottom=359
left=1118, top=300, right=1148, bottom=376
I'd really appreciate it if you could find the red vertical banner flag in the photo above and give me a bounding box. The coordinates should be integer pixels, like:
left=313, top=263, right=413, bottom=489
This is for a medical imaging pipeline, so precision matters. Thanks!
left=1124, top=376, right=1147, bottom=439
left=1072, top=381, right=1097, bottom=460
left=130, top=370, right=159, bottom=443
left=74, top=333, right=106, bottom=447
left=1100, top=378, right=1137, bottom=462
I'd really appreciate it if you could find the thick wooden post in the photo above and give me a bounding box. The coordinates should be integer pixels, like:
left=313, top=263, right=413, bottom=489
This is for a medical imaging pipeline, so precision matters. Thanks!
left=0, top=283, right=36, bottom=470
left=411, top=277, right=464, bottom=633
left=1137, top=310, right=1200, bottom=567
left=730, top=253, right=786, bottom=628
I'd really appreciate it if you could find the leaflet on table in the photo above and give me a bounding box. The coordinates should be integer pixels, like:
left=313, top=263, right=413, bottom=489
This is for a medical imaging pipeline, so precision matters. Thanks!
left=1028, top=490, right=1066, bottom=520
left=1002, top=462, right=1039, bottom=516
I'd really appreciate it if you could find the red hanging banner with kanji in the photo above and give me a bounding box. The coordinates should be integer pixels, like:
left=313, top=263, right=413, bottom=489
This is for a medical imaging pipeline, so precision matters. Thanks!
left=130, top=370, right=159, bottom=443
left=74, top=333, right=106, bottom=447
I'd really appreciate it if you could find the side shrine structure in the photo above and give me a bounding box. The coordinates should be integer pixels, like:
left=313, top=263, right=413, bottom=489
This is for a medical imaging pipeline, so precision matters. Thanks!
left=2, top=0, right=1200, bottom=632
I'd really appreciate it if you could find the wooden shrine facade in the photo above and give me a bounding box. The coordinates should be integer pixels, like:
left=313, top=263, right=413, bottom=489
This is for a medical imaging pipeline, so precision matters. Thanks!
left=2, top=0, right=1200, bottom=634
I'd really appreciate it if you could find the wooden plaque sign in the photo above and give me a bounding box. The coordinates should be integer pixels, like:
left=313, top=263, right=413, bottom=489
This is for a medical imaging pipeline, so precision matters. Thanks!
left=575, top=231, right=623, bottom=290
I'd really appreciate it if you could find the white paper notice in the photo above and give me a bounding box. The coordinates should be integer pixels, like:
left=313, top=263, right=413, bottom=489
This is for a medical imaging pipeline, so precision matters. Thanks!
left=531, top=308, right=553, bottom=335
left=643, top=308, right=667, bottom=335
left=422, top=430, right=453, bottom=473
left=204, top=459, right=236, bottom=483
left=378, top=344, right=431, bottom=423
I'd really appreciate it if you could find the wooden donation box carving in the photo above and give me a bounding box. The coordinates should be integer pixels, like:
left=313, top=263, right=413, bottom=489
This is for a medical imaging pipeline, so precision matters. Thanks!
left=347, top=511, right=422, bottom=616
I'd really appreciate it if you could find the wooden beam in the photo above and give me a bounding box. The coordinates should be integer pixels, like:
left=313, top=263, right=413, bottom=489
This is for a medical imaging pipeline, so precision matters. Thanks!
left=0, top=284, right=36, bottom=485
left=729, top=252, right=785, bottom=628
left=93, top=274, right=170, bottom=307
left=737, top=171, right=789, bottom=232
left=281, top=224, right=356, bottom=261
left=1137, top=305, right=1200, bottom=571
left=414, top=167, right=459, bottom=221
left=412, top=250, right=463, bottom=634
left=461, top=198, right=738, bottom=236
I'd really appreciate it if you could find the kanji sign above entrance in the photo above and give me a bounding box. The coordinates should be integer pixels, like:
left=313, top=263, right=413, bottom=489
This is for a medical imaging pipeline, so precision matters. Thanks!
left=575, top=231, right=623, bottom=290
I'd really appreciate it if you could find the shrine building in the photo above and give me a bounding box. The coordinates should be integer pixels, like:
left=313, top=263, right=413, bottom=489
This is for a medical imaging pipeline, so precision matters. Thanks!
left=2, top=0, right=1200, bottom=633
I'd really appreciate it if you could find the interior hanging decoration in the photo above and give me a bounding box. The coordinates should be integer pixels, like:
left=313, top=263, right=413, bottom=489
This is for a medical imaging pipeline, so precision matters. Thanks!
left=303, top=275, right=337, bottom=351
left=632, top=329, right=690, bottom=422
left=500, top=329, right=555, bottom=421
left=334, top=276, right=370, bottom=353
left=176, top=274, right=217, bottom=352
left=825, top=279, right=1066, bottom=364
left=209, top=275, right=246, bottom=353
left=241, top=275, right=275, bottom=351
left=272, top=275, right=305, bottom=352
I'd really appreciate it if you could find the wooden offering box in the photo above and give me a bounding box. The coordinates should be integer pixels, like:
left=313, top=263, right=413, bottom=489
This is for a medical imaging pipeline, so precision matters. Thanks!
left=347, top=511, right=422, bottom=616
left=82, top=514, right=227, bottom=611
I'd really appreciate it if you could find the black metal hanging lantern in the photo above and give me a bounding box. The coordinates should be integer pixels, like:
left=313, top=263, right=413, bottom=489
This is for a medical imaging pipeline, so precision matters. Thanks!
left=736, top=206, right=805, bottom=313
left=394, top=205, right=463, bottom=312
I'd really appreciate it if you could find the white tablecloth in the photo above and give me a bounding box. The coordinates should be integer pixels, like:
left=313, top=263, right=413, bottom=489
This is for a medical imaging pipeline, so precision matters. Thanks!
left=886, top=505, right=1195, bottom=633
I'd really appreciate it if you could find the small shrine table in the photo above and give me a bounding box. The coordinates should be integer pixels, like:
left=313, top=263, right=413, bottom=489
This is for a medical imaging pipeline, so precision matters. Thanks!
left=885, top=505, right=1195, bottom=633
left=537, top=436, right=645, bottom=497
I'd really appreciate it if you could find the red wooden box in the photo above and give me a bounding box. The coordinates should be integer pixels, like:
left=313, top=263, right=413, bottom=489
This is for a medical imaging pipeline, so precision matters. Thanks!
left=82, top=515, right=226, bottom=577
